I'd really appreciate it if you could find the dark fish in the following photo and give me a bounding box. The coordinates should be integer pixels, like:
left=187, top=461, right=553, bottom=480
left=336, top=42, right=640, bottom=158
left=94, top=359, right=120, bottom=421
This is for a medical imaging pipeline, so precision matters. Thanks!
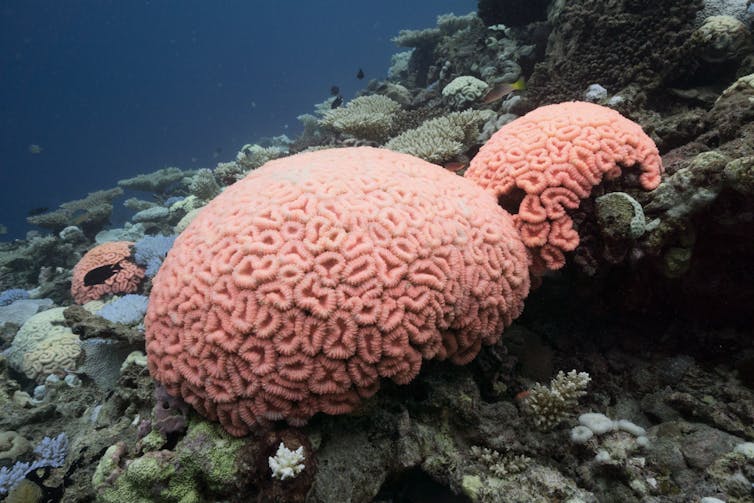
left=331, top=95, right=344, bottom=109
left=27, top=207, right=49, bottom=217
left=83, top=263, right=122, bottom=286
left=356, top=68, right=364, bottom=80
left=330, top=85, right=340, bottom=96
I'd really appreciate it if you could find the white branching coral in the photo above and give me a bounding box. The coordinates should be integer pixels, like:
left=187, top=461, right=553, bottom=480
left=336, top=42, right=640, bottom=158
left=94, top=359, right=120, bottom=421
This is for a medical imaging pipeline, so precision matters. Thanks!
left=385, top=109, right=494, bottom=164
left=268, top=442, right=305, bottom=481
left=320, top=95, right=402, bottom=142
left=523, top=370, right=591, bottom=431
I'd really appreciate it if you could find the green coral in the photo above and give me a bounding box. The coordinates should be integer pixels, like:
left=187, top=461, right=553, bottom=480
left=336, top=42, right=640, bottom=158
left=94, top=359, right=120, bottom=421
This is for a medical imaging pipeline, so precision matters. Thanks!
left=93, top=420, right=247, bottom=503
left=595, top=192, right=647, bottom=241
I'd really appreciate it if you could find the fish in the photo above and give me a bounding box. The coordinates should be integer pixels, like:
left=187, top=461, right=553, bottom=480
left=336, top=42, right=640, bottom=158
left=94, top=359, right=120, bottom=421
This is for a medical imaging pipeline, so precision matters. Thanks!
left=442, top=161, right=467, bottom=173
left=356, top=68, right=364, bottom=80
left=0, top=224, right=7, bottom=235
left=481, top=77, right=526, bottom=104
left=27, top=207, right=49, bottom=217
left=331, top=95, right=344, bottom=109
left=28, top=144, right=42, bottom=154
left=330, top=85, right=340, bottom=96
left=213, top=147, right=222, bottom=158
left=83, top=263, right=122, bottom=286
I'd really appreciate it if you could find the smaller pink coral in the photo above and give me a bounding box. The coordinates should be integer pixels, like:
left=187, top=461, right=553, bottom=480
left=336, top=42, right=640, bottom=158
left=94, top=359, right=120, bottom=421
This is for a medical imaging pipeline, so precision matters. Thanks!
left=466, top=101, right=662, bottom=273
left=71, top=241, right=145, bottom=304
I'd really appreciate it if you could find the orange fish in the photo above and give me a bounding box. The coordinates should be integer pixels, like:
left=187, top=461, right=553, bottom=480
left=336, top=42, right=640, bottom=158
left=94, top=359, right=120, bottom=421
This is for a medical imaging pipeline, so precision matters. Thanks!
left=481, top=77, right=526, bottom=104
left=443, top=161, right=467, bottom=172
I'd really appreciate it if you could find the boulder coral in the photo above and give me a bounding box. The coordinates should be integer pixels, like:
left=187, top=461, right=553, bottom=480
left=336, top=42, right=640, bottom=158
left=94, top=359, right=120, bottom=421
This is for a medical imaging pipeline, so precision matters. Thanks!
left=71, top=241, right=145, bottom=304
left=145, top=147, right=530, bottom=436
left=465, top=101, right=662, bottom=273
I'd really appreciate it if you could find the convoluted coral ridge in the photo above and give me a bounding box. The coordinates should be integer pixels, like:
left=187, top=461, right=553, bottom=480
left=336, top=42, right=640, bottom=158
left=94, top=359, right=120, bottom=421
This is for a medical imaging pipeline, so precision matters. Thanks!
left=145, top=147, right=530, bottom=436
left=465, top=102, right=662, bottom=272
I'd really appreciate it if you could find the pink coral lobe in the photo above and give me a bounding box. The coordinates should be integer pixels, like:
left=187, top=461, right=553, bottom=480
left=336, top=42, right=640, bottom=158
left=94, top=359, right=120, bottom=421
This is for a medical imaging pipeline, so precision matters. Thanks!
left=466, top=101, right=662, bottom=273
left=145, top=147, right=529, bottom=436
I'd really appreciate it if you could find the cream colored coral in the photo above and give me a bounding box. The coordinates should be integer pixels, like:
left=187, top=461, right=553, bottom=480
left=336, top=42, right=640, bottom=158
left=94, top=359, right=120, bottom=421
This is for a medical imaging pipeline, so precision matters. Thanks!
left=320, top=95, right=402, bottom=142
left=442, top=76, right=490, bottom=107
left=6, top=307, right=85, bottom=381
left=524, top=370, right=591, bottom=431
left=694, top=15, right=752, bottom=63
left=385, top=109, right=494, bottom=164
left=22, top=333, right=82, bottom=381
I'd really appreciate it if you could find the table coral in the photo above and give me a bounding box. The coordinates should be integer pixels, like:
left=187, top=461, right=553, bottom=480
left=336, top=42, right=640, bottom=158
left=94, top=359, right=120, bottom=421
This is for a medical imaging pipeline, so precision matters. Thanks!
left=71, top=241, right=145, bottom=304
left=465, top=101, right=662, bottom=273
left=145, top=147, right=530, bottom=436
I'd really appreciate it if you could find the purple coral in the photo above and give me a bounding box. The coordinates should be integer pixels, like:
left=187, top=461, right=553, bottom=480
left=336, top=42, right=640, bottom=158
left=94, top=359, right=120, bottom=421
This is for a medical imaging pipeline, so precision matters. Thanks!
left=0, top=433, right=68, bottom=495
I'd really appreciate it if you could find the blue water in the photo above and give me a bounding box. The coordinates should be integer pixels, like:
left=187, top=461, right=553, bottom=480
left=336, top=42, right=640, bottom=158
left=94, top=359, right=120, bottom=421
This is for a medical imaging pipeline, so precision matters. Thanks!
left=0, top=0, right=473, bottom=239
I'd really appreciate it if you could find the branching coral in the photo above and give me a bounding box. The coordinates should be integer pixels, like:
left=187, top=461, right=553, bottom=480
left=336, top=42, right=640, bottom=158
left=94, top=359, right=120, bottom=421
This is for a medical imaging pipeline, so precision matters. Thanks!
left=26, top=188, right=123, bottom=235
left=145, top=147, right=530, bottom=436
left=71, top=241, right=145, bottom=304
left=523, top=370, right=591, bottom=431
left=385, top=109, right=494, bottom=164
left=320, top=96, right=402, bottom=142
left=466, top=101, right=662, bottom=273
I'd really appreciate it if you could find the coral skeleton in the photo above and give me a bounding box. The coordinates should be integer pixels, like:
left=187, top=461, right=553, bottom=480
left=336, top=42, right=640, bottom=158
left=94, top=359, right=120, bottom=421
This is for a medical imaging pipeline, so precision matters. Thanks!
left=269, top=442, right=306, bottom=481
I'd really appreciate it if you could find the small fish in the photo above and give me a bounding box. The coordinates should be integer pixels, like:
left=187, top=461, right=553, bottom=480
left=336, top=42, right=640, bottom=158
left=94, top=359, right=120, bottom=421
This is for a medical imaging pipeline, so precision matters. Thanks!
left=27, top=207, right=49, bottom=217
left=28, top=144, right=42, bottom=154
left=356, top=68, right=364, bottom=80
left=331, top=95, right=344, bottom=109
left=443, top=161, right=467, bottom=173
left=481, top=77, right=526, bottom=104
left=514, top=389, right=531, bottom=401
left=330, top=85, right=340, bottom=96
left=0, top=224, right=7, bottom=235
left=213, top=147, right=222, bottom=158
left=83, top=263, right=122, bottom=286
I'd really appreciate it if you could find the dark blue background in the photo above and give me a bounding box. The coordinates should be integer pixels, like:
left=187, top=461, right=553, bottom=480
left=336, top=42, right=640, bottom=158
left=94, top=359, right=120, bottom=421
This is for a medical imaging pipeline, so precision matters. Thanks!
left=0, top=0, right=473, bottom=239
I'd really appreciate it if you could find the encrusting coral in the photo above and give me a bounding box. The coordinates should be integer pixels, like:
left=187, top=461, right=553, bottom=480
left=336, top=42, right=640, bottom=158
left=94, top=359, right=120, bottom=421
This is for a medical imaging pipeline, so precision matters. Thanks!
left=70, top=241, right=145, bottom=304
left=145, top=147, right=530, bottom=436
left=465, top=101, right=663, bottom=273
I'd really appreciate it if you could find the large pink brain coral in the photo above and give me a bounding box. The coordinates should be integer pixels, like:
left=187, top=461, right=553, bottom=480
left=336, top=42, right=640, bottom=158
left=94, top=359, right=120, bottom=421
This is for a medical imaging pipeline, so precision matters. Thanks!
left=145, top=147, right=530, bottom=436
left=466, top=101, right=662, bottom=272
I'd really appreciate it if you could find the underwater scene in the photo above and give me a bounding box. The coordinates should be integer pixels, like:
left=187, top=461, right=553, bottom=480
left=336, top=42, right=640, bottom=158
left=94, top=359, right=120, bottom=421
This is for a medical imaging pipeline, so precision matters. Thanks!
left=1, top=0, right=754, bottom=501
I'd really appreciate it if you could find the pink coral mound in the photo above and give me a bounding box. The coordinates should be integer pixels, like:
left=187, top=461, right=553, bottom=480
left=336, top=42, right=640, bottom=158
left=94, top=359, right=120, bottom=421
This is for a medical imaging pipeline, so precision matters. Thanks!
left=71, top=241, right=145, bottom=304
left=145, top=147, right=530, bottom=436
left=466, top=101, right=662, bottom=272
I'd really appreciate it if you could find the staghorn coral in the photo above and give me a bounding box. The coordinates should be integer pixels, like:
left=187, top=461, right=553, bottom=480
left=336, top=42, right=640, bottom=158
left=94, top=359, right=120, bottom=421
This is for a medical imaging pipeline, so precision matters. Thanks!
left=385, top=109, right=494, bottom=164
left=145, top=147, right=530, bottom=436
left=26, top=188, right=123, bottom=235
left=320, top=95, right=402, bottom=142
left=71, top=241, right=145, bottom=304
left=466, top=101, right=662, bottom=273
left=117, top=167, right=185, bottom=193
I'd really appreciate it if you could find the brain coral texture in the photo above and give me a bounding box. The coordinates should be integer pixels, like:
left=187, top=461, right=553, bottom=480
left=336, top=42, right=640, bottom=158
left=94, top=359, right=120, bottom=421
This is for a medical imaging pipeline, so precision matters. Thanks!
left=465, top=101, right=662, bottom=272
left=146, top=147, right=530, bottom=436
left=71, top=241, right=145, bottom=304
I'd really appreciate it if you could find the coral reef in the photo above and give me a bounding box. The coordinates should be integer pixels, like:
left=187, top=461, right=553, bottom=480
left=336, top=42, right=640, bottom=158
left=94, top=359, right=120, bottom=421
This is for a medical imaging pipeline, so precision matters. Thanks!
left=146, top=147, right=529, bottom=436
